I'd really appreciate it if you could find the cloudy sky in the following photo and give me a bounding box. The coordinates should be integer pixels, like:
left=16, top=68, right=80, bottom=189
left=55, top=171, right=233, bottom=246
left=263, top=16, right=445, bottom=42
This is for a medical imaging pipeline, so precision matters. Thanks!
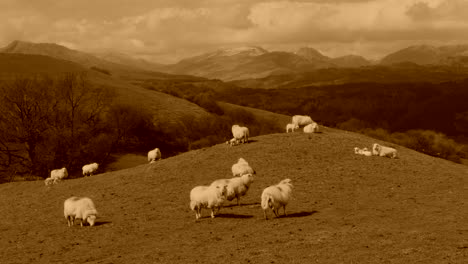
left=1, top=0, right=468, bottom=63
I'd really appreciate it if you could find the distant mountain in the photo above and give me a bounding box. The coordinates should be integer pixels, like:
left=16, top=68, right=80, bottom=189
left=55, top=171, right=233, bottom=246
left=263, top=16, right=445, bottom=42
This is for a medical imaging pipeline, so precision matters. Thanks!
left=330, top=55, right=371, bottom=68
left=94, top=51, right=166, bottom=72
left=295, top=47, right=330, bottom=62
left=380, top=44, right=468, bottom=65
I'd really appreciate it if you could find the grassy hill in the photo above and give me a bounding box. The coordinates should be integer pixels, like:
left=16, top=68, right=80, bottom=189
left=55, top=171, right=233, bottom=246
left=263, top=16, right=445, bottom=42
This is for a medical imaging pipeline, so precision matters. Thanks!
left=1, top=128, right=466, bottom=263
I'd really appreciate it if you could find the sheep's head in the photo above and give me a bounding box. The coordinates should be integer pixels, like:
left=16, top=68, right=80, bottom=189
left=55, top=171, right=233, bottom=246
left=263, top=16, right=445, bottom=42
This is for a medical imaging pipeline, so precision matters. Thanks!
left=372, top=143, right=380, bottom=155
left=87, top=215, right=96, bottom=226
left=241, top=173, right=254, bottom=186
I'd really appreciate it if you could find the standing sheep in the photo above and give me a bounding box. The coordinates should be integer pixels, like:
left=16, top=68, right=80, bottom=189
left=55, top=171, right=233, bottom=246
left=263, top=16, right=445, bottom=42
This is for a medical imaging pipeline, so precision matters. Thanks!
left=148, top=148, right=162, bottom=163
left=190, top=184, right=228, bottom=219
left=82, top=163, right=99, bottom=177
left=372, top=143, right=398, bottom=158
left=50, top=167, right=68, bottom=184
left=210, top=173, right=254, bottom=206
left=261, top=178, right=293, bottom=220
left=286, top=123, right=299, bottom=133
left=303, top=122, right=319, bottom=133
left=64, top=197, right=98, bottom=227
left=231, top=125, right=249, bottom=144
left=231, top=158, right=255, bottom=177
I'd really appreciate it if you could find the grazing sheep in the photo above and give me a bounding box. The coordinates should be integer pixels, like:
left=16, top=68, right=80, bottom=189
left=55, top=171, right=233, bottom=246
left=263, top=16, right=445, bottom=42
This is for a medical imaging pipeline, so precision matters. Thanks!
left=148, top=148, right=162, bottom=163
left=286, top=123, right=299, bottom=133
left=231, top=125, right=249, bottom=144
left=372, top=143, right=398, bottom=158
left=63, top=197, right=98, bottom=227
left=354, top=147, right=372, bottom=157
left=231, top=158, right=255, bottom=177
left=82, top=163, right=99, bottom=177
left=210, top=173, right=254, bottom=206
left=303, top=122, right=319, bottom=133
left=190, top=184, right=228, bottom=219
left=50, top=167, right=68, bottom=184
left=292, top=115, right=313, bottom=127
left=261, top=178, right=293, bottom=220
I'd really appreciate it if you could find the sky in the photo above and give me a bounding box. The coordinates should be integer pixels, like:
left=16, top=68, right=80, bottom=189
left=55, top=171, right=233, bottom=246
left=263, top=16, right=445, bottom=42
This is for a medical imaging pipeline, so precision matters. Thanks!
left=1, top=0, right=468, bottom=63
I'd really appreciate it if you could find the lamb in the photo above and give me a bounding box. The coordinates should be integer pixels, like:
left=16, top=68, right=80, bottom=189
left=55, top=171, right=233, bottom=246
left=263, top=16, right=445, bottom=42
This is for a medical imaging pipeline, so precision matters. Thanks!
left=303, top=122, right=319, bottom=133
left=50, top=167, right=68, bottom=184
left=292, top=115, right=313, bottom=127
left=63, top=197, right=98, bottom=227
left=231, top=125, right=249, bottom=144
left=44, top=177, right=54, bottom=186
left=231, top=158, right=255, bottom=177
left=286, top=123, right=299, bottom=133
left=261, top=178, right=293, bottom=220
left=372, top=143, right=398, bottom=158
left=190, top=184, right=228, bottom=219
left=148, top=148, right=162, bottom=163
left=354, top=147, right=372, bottom=157
left=210, top=173, right=254, bottom=206
left=82, top=163, right=99, bottom=177
left=226, top=137, right=239, bottom=146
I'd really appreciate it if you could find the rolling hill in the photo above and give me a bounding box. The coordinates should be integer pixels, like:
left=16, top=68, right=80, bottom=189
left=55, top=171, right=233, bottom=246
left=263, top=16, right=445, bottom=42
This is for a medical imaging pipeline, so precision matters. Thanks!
left=0, top=129, right=466, bottom=263
left=380, top=44, right=468, bottom=66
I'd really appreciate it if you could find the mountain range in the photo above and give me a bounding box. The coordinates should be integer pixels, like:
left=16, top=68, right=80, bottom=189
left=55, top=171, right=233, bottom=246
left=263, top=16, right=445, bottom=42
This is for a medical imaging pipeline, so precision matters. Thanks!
left=2, top=40, right=468, bottom=83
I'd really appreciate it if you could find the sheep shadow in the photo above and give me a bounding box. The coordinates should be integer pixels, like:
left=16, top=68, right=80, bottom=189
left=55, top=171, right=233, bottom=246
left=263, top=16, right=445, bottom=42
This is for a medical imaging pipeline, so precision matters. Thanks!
left=280, top=210, right=318, bottom=218
left=223, top=202, right=260, bottom=208
left=216, top=213, right=254, bottom=219
left=93, top=220, right=112, bottom=226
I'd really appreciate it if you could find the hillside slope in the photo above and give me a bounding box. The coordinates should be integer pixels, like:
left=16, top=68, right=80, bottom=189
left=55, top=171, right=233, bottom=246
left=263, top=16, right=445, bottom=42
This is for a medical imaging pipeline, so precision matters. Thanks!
left=0, top=129, right=466, bottom=263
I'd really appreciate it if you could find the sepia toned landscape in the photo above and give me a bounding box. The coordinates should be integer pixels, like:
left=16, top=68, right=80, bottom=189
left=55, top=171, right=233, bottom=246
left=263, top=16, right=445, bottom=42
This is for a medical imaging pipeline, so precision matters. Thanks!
left=1, top=0, right=467, bottom=263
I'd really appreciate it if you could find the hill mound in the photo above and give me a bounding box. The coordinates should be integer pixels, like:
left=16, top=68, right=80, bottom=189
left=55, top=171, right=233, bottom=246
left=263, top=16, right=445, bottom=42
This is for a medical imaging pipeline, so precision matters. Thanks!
left=0, top=129, right=466, bottom=263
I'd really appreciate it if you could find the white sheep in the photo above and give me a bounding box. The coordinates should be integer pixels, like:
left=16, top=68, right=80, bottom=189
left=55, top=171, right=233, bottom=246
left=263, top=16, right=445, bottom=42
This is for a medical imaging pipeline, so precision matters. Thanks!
left=231, top=158, right=255, bottom=177
left=190, top=184, right=228, bottom=219
left=210, top=173, right=254, bottom=206
left=44, top=177, right=54, bottom=186
left=303, top=122, right=319, bottom=133
left=226, top=138, right=239, bottom=146
left=354, top=147, right=372, bottom=157
left=292, top=115, right=313, bottom=127
left=50, top=167, right=68, bottom=184
left=286, top=123, right=299, bottom=133
left=261, top=178, right=293, bottom=220
left=231, top=125, right=249, bottom=144
left=63, top=197, right=98, bottom=227
left=372, top=143, right=398, bottom=158
left=82, top=163, right=99, bottom=177
left=148, top=148, right=162, bottom=163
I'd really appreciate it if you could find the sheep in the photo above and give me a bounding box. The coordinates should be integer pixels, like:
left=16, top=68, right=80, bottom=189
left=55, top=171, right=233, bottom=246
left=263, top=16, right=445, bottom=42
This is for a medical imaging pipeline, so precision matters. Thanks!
left=261, top=178, right=293, bottom=220
left=82, top=163, right=99, bottom=177
left=354, top=147, right=372, bottom=157
left=226, top=137, right=239, bottom=146
left=292, top=115, right=313, bottom=127
left=372, top=143, right=398, bottom=158
left=303, top=122, right=319, bottom=133
left=148, top=148, right=161, bottom=163
left=44, top=177, right=54, bottom=186
left=50, top=167, right=68, bottom=184
left=286, top=123, right=299, bottom=133
left=210, top=173, right=254, bottom=206
left=231, top=125, right=249, bottom=144
left=63, top=197, right=98, bottom=227
left=190, top=184, right=228, bottom=219
left=231, top=157, right=255, bottom=177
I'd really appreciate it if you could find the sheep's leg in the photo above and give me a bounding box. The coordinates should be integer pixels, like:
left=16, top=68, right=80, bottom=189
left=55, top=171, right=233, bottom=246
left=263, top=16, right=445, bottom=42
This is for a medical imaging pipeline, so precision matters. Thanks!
left=263, top=210, right=268, bottom=220
left=237, top=196, right=241, bottom=206
left=273, top=208, right=279, bottom=217
left=283, top=205, right=287, bottom=216
left=211, top=209, right=215, bottom=218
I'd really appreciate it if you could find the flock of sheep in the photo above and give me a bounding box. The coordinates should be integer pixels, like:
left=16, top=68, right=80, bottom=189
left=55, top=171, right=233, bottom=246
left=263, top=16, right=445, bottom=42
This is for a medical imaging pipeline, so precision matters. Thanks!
left=48, top=114, right=398, bottom=226
left=189, top=157, right=293, bottom=220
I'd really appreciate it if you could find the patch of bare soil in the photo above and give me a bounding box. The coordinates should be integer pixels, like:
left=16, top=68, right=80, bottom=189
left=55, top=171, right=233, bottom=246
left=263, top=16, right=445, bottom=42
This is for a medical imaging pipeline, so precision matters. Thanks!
left=0, top=127, right=466, bottom=263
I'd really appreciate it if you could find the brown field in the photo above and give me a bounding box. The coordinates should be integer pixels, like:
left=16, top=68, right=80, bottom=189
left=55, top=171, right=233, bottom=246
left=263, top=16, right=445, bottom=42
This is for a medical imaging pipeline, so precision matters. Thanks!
left=1, top=127, right=466, bottom=263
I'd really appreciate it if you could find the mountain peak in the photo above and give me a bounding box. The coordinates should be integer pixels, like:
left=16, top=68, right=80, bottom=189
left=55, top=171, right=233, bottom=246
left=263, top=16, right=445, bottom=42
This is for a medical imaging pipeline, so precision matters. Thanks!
left=295, top=47, right=329, bottom=61
left=213, top=46, right=268, bottom=57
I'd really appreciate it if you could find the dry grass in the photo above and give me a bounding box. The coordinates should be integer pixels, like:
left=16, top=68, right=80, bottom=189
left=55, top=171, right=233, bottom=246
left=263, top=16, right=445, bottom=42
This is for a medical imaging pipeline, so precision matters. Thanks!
left=1, top=127, right=466, bottom=263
